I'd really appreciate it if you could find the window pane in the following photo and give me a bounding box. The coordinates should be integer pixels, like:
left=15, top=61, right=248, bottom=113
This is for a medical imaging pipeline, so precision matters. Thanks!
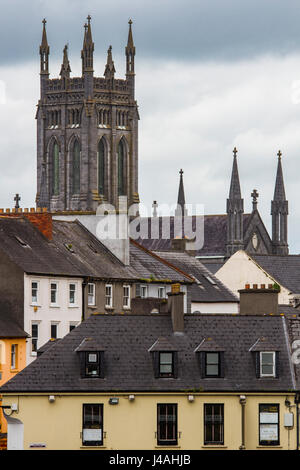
left=206, top=353, right=219, bottom=364
left=206, top=364, right=219, bottom=376
left=69, top=284, right=76, bottom=304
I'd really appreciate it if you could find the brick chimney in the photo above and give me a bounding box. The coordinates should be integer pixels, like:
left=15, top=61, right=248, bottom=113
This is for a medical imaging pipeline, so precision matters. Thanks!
left=168, top=283, right=185, bottom=333
left=24, top=210, right=52, bottom=240
left=0, top=207, right=52, bottom=240
left=239, top=284, right=279, bottom=315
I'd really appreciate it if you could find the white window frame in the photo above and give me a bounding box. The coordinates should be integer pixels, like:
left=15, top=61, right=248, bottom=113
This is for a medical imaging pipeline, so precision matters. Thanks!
left=141, top=285, right=148, bottom=298
left=123, top=285, right=131, bottom=309
left=50, top=322, right=59, bottom=340
left=11, top=344, right=17, bottom=370
left=88, top=283, right=96, bottom=306
left=31, top=280, right=39, bottom=305
left=69, top=282, right=77, bottom=307
left=260, top=351, right=276, bottom=377
left=158, top=286, right=166, bottom=299
left=105, top=284, right=113, bottom=308
left=31, top=322, right=39, bottom=356
left=50, top=281, right=59, bottom=307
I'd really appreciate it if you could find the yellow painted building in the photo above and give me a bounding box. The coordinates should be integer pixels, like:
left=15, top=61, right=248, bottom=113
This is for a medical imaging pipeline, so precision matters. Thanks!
left=0, top=330, right=27, bottom=440
left=1, top=392, right=298, bottom=450
left=1, top=301, right=300, bottom=450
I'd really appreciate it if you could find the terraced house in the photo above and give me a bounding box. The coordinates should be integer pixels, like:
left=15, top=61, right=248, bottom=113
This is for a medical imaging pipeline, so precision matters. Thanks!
left=1, top=287, right=299, bottom=450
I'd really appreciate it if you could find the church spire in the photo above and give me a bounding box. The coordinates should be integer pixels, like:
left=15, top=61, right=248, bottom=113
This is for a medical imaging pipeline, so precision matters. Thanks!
left=40, top=18, right=49, bottom=75
left=226, top=147, right=244, bottom=256
left=126, top=19, right=136, bottom=98
left=81, top=15, right=94, bottom=74
left=60, top=44, right=71, bottom=78
left=104, top=45, right=116, bottom=80
left=175, top=169, right=187, bottom=216
left=229, top=147, right=241, bottom=200
left=271, top=150, right=288, bottom=255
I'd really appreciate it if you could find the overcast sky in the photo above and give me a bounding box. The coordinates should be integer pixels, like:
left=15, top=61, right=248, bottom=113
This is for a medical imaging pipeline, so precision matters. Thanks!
left=1, top=0, right=300, bottom=251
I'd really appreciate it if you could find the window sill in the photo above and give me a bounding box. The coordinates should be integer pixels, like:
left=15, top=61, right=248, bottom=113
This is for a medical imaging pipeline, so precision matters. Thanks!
left=256, top=445, right=282, bottom=449
left=80, top=446, right=106, bottom=449
left=50, top=304, right=60, bottom=308
left=88, top=305, right=97, bottom=308
left=155, top=445, right=181, bottom=449
left=105, top=307, right=114, bottom=310
left=202, top=445, right=227, bottom=449
left=68, top=304, right=79, bottom=308
left=10, top=369, right=20, bottom=374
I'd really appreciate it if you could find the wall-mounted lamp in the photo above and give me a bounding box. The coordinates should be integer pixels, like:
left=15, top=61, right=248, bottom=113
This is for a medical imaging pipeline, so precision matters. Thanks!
left=48, top=395, right=55, bottom=403
left=188, top=395, right=194, bottom=402
left=128, top=395, right=135, bottom=402
left=109, top=397, right=119, bottom=405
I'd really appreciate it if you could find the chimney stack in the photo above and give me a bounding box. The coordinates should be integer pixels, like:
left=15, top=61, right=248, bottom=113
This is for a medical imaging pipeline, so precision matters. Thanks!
left=239, top=284, right=279, bottom=315
left=168, top=283, right=185, bottom=333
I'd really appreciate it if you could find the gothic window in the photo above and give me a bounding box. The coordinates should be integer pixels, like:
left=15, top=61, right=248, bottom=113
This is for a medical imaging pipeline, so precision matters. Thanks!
left=72, top=139, right=81, bottom=195
left=118, top=138, right=126, bottom=196
left=98, top=138, right=105, bottom=195
left=51, top=141, right=59, bottom=196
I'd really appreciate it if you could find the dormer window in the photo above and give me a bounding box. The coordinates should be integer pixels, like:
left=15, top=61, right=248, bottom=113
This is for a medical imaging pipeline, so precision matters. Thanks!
left=194, top=339, right=225, bottom=379
left=148, top=337, right=178, bottom=379
left=260, top=352, right=276, bottom=377
left=159, top=352, right=174, bottom=377
left=85, top=352, right=100, bottom=377
left=249, top=338, right=279, bottom=379
left=76, top=338, right=105, bottom=379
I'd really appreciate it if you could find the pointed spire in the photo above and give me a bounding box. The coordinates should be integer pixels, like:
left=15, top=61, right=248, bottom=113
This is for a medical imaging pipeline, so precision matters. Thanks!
left=229, top=147, right=242, bottom=200
left=271, top=150, right=289, bottom=255
left=175, top=169, right=187, bottom=216
left=104, top=45, right=116, bottom=79
left=60, top=44, right=71, bottom=78
left=226, top=147, right=244, bottom=256
left=81, top=15, right=94, bottom=74
left=126, top=19, right=136, bottom=76
left=40, top=18, right=49, bottom=74
left=127, top=19, right=135, bottom=49
left=273, top=150, right=286, bottom=201
left=41, top=18, right=49, bottom=50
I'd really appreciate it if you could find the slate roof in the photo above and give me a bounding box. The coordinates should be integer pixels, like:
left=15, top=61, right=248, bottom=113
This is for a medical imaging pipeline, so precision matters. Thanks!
left=251, top=254, right=300, bottom=294
left=129, top=240, right=193, bottom=283
left=0, top=314, right=28, bottom=339
left=136, top=214, right=252, bottom=256
left=0, top=217, right=138, bottom=280
left=52, top=220, right=138, bottom=280
left=0, top=313, right=294, bottom=393
left=155, top=251, right=238, bottom=303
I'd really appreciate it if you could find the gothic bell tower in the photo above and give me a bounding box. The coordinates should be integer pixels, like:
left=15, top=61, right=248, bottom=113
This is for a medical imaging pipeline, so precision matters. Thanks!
left=36, top=17, right=140, bottom=213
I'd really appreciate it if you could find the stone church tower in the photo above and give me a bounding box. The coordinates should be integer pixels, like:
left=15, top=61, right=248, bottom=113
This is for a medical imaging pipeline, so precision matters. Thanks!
left=36, top=17, right=140, bottom=212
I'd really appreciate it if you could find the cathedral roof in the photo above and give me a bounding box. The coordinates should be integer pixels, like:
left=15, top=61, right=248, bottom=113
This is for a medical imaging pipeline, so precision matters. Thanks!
left=136, top=214, right=252, bottom=257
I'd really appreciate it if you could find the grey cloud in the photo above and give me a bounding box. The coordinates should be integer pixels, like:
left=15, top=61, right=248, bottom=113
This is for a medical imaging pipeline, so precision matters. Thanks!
left=1, top=0, right=300, bottom=65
